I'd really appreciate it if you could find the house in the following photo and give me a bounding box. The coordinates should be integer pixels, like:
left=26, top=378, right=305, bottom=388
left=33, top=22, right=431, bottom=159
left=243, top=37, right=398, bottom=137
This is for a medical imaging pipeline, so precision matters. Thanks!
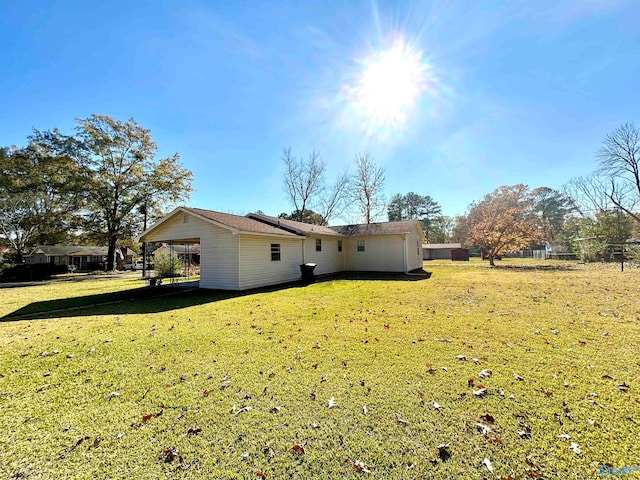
left=152, top=243, right=201, bottom=264
left=25, top=245, right=135, bottom=270
left=422, top=243, right=462, bottom=260
left=138, top=207, right=426, bottom=290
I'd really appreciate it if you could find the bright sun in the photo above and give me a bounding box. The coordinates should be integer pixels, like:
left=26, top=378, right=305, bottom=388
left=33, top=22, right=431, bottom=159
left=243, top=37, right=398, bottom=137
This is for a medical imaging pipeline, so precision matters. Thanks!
left=351, top=39, right=428, bottom=130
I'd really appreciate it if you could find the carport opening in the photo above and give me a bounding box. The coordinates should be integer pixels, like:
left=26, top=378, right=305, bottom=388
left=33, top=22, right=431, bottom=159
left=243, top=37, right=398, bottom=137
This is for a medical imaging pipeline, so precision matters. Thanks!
left=147, top=240, right=200, bottom=286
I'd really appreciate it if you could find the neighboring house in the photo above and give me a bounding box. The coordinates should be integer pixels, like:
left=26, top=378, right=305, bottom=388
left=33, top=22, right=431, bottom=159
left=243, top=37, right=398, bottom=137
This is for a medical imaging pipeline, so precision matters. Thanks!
left=0, top=246, right=9, bottom=262
left=152, top=243, right=201, bottom=264
left=423, top=243, right=462, bottom=260
left=26, top=246, right=134, bottom=270
left=139, top=207, right=425, bottom=290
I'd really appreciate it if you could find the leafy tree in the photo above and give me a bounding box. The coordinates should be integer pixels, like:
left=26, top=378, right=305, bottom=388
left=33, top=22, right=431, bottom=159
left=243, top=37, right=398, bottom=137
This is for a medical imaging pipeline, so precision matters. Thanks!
left=597, top=122, right=640, bottom=224
left=466, top=184, right=545, bottom=266
left=59, top=114, right=193, bottom=270
left=278, top=209, right=325, bottom=225
left=428, top=215, right=455, bottom=243
left=351, top=153, right=385, bottom=223
left=0, top=137, right=82, bottom=262
left=387, top=194, right=405, bottom=221
left=531, top=187, right=574, bottom=243
left=386, top=192, right=442, bottom=240
left=575, top=210, right=632, bottom=262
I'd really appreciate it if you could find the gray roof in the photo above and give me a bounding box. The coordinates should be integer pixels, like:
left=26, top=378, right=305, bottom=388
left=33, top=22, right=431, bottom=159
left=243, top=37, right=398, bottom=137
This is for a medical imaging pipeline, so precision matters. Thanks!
left=247, top=213, right=344, bottom=237
left=331, top=220, right=422, bottom=237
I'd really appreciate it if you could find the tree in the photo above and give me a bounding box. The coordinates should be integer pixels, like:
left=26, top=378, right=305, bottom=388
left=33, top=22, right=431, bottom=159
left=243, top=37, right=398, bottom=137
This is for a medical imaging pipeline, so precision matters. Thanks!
left=62, top=114, right=193, bottom=271
left=466, top=184, right=545, bottom=266
left=419, top=195, right=442, bottom=242
left=0, top=137, right=82, bottom=262
left=597, top=122, right=640, bottom=224
left=282, top=149, right=349, bottom=225
left=386, top=192, right=442, bottom=240
left=387, top=194, right=406, bottom=221
left=531, top=187, right=574, bottom=243
left=576, top=209, right=632, bottom=262
left=351, top=153, right=385, bottom=223
left=278, top=209, right=325, bottom=225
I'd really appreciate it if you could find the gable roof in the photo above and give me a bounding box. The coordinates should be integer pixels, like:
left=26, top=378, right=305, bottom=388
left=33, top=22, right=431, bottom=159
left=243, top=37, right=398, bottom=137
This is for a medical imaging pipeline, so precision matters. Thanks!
left=331, top=220, right=424, bottom=238
left=247, top=213, right=344, bottom=237
left=140, top=207, right=302, bottom=240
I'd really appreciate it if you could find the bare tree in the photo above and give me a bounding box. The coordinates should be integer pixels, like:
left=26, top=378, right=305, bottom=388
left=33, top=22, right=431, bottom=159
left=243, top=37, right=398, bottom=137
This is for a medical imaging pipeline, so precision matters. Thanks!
left=282, top=148, right=326, bottom=223
left=282, top=148, right=350, bottom=225
left=317, top=170, right=350, bottom=224
left=597, top=122, right=640, bottom=224
left=564, top=174, right=615, bottom=217
left=351, top=153, right=386, bottom=223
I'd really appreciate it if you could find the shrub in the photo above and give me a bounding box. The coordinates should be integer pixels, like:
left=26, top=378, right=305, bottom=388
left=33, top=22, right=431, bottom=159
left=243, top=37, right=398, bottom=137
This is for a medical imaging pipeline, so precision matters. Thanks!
left=153, top=254, right=183, bottom=278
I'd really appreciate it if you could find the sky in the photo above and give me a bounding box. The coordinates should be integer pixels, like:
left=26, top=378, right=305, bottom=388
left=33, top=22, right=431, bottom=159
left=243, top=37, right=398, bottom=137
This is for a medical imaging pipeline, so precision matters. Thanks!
left=1, top=0, right=639, bottom=222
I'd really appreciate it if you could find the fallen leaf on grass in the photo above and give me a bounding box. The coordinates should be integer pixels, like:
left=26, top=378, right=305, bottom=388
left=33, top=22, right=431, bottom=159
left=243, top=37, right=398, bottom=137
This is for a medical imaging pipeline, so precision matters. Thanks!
left=513, top=373, right=524, bottom=381
left=362, top=406, right=368, bottom=415
left=187, top=427, right=202, bottom=436
left=479, top=369, right=492, bottom=379
left=483, top=458, right=494, bottom=473
left=159, top=446, right=182, bottom=463
left=569, top=442, right=582, bottom=455
left=354, top=459, right=373, bottom=474
left=473, top=387, right=488, bottom=398
left=476, top=423, right=492, bottom=436
left=437, top=443, right=451, bottom=462
left=433, top=401, right=441, bottom=411
left=456, top=355, right=467, bottom=361
left=395, top=413, right=410, bottom=425
left=517, top=430, right=532, bottom=440
left=70, top=436, right=90, bottom=451
left=234, top=406, right=252, bottom=415
left=291, top=444, right=305, bottom=454
left=328, top=397, right=337, bottom=408
left=558, top=433, right=570, bottom=440
left=91, top=437, right=101, bottom=448
left=618, top=383, right=630, bottom=392
left=480, top=414, right=495, bottom=424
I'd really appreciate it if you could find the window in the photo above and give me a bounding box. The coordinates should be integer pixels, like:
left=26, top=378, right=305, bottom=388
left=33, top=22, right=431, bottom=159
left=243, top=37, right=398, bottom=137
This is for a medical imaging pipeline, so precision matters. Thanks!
left=271, top=243, right=281, bottom=261
left=357, top=240, right=365, bottom=252
left=316, top=239, right=322, bottom=252
left=338, top=240, right=343, bottom=252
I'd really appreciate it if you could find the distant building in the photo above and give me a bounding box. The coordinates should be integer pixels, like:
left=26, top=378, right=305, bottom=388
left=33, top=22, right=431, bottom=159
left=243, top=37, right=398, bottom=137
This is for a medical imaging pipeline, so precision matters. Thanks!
left=422, top=243, right=462, bottom=260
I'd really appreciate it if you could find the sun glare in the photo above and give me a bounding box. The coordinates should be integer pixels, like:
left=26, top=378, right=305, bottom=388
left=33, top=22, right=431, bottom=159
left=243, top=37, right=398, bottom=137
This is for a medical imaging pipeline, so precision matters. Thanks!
left=350, top=39, right=428, bottom=131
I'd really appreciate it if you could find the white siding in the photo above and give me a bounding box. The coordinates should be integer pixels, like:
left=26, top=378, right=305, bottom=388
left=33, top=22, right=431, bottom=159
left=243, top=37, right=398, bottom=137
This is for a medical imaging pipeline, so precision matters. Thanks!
left=405, top=229, right=424, bottom=270
left=302, top=235, right=345, bottom=275
left=344, top=235, right=407, bottom=272
left=238, top=235, right=304, bottom=290
left=143, top=212, right=240, bottom=290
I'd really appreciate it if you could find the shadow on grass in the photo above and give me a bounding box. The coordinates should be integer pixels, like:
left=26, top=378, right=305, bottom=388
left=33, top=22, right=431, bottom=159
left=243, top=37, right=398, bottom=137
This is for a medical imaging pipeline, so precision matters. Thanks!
left=2, top=271, right=432, bottom=322
left=492, top=263, right=579, bottom=271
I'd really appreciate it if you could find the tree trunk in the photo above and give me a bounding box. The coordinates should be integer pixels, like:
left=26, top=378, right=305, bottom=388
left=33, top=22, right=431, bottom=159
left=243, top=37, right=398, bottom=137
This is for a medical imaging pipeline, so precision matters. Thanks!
left=488, top=255, right=496, bottom=267
left=106, top=235, right=118, bottom=271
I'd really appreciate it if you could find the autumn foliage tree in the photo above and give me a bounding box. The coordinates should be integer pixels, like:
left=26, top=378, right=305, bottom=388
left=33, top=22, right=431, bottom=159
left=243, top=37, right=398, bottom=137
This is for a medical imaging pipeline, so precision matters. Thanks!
left=466, top=184, right=545, bottom=266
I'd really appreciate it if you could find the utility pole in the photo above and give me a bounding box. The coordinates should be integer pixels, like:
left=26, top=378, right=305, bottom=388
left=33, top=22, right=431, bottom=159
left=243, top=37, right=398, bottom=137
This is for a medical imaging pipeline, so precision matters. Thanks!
left=140, top=198, right=148, bottom=278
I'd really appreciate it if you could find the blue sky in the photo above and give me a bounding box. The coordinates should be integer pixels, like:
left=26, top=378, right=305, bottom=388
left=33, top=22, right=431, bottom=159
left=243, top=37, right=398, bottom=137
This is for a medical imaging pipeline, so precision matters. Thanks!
left=1, top=0, right=639, bottom=221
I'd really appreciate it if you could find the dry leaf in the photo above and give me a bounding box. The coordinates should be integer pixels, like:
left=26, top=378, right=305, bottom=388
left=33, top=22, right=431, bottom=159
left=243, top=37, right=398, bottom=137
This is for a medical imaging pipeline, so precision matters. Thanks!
left=476, top=423, right=492, bottom=435
left=437, top=443, right=451, bottom=462
left=291, top=444, right=305, bottom=454
left=514, top=373, right=524, bottom=381
left=362, top=405, right=368, bottom=415
left=480, top=414, right=495, bottom=424
left=558, top=433, right=570, bottom=440
left=479, top=369, right=492, bottom=379
left=354, top=459, right=373, bottom=474
left=456, top=355, right=467, bottom=361
left=483, top=458, right=494, bottom=473
left=433, top=401, right=441, bottom=411
left=328, top=397, right=336, bottom=408
left=569, top=442, right=582, bottom=455
left=473, top=387, right=488, bottom=397
left=187, top=427, right=202, bottom=436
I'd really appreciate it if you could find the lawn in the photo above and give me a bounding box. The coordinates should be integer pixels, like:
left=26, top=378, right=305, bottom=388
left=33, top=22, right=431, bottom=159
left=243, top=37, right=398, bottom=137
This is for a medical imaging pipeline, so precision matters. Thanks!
left=1, top=261, right=639, bottom=479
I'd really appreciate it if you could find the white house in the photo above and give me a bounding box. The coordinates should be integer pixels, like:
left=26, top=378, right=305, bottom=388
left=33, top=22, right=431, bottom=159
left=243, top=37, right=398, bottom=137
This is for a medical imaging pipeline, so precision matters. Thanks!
left=139, top=207, right=425, bottom=290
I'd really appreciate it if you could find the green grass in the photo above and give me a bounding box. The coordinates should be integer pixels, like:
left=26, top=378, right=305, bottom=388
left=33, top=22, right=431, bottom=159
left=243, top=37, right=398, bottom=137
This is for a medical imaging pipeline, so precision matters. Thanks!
left=1, top=260, right=639, bottom=478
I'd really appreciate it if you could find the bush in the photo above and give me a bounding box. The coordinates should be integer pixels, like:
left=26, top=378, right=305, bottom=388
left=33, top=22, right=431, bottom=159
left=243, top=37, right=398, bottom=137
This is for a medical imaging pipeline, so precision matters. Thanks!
left=153, top=254, right=183, bottom=278
left=1, top=263, right=57, bottom=282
